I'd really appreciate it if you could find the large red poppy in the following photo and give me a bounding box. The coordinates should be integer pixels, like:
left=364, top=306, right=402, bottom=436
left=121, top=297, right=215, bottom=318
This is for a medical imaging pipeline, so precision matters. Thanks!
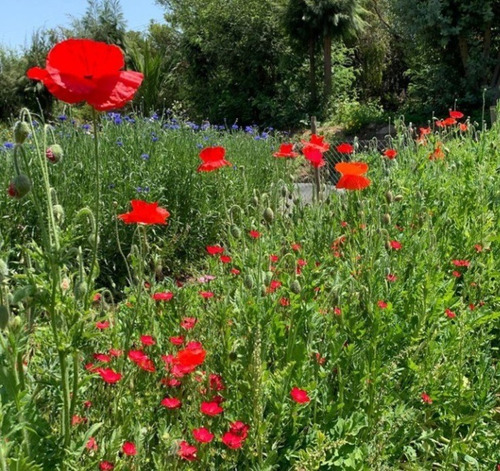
left=118, top=200, right=170, bottom=225
left=273, top=143, right=299, bottom=158
left=335, top=162, right=371, bottom=190
left=303, top=147, right=326, bottom=168
left=198, top=146, right=232, bottom=172
left=27, top=39, right=143, bottom=111
left=301, top=134, right=330, bottom=153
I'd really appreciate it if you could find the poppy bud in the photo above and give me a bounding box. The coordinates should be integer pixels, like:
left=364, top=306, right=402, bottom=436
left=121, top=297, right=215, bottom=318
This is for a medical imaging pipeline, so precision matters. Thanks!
left=0, top=259, right=8, bottom=282
left=263, top=208, right=274, bottom=224
left=8, top=174, right=32, bottom=199
left=385, top=191, right=394, bottom=204
left=13, top=121, right=30, bottom=145
left=53, top=204, right=65, bottom=223
left=9, top=314, right=22, bottom=333
left=46, top=144, right=63, bottom=163
left=230, top=225, right=241, bottom=239
left=260, top=284, right=267, bottom=297
left=394, top=195, right=403, bottom=202
left=74, top=280, right=88, bottom=300
left=290, top=280, right=301, bottom=294
left=382, top=213, right=391, bottom=225
left=385, top=240, right=391, bottom=251
left=0, top=305, right=9, bottom=330
left=243, top=274, right=254, bottom=290
left=251, top=196, right=259, bottom=207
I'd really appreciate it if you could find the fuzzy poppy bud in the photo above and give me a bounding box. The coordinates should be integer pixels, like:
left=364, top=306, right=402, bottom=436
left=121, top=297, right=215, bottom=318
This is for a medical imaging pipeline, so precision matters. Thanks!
left=230, top=225, right=241, bottom=239
left=263, top=207, right=274, bottom=224
left=0, top=305, right=9, bottom=330
left=290, top=280, right=302, bottom=294
left=8, top=174, right=32, bottom=199
left=46, top=144, right=63, bottom=164
left=385, top=191, right=394, bottom=204
left=251, top=196, right=259, bottom=207
left=394, top=194, right=403, bottom=202
left=13, top=121, right=30, bottom=145
left=243, top=274, right=254, bottom=290
left=0, top=259, right=8, bottom=282
left=382, top=213, right=391, bottom=225
left=9, top=314, right=22, bottom=332
left=74, top=280, right=88, bottom=300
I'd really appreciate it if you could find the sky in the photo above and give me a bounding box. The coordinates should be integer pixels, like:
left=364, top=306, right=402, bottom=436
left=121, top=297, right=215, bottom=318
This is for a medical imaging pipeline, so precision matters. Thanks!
left=0, top=0, right=166, bottom=50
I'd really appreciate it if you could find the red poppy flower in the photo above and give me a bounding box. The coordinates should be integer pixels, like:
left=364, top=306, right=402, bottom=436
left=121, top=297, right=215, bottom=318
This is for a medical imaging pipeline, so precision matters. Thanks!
left=336, top=143, right=354, bottom=154
left=176, top=345, right=206, bottom=369
left=97, top=368, right=122, bottom=384
left=290, top=387, right=310, bottom=404
left=273, top=143, right=299, bottom=158
left=198, top=146, right=232, bottom=172
left=199, top=291, right=214, bottom=299
left=206, top=245, right=224, bottom=255
left=96, top=320, right=110, bottom=329
left=445, top=308, right=456, bottom=319
left=303, top=147, right=326, bottom=168
left=118, top=200, right=170, bottom=225
left=377, top=300, right=388, bottom=309
left=99, top=461, right=114, bottom=471
left=383, top=149, right=397, bottom=160
left=122, top=441, right=137, bottom=456
left=93, top=353, right=111, bottom=363
left=170, top=336, right=184, bottom=345
left=152, top=291, right=174, bottom=301
left=209, top=373, right=225, bottom=391
left=161, top=397, right=182, bottom=409
left=386, top=274, right=397, bottom=282
left=429, top=143, right=445, bottom=160
left=249, top=230, right=261, bottom=239
left=27, top=39, right=143, bottom=111
left=419, top=127, right=431, bottom=135
left=459, top=123, right=468, bottom=132
left=109, top=348, right=122, bottom=357
left=301, top=134, right=330, bottom=153
left=442, top=117, right=456, bottom=126
left=222, top=432, right=244, bottom=449
left=291, top=243, right=301, bottom=251
left=200, top=401, right=224, bottom=416
left=140, top=335, right=155, bottom=346
left=220, top=255, right=232, bottom=264
left=181, top=317, right=197, bottom=330
left=335, top=162, right=371, bottom=191
left=86, top=437, right=98, bottom=451
left=177, top=441, right=197, bottom=461
left=231, top=268, right=240, bottom=275
left=449, top=110, right=464, bottom=119
left=452, top=259, right=470, bottom=267
left=192, top=427, right=214, bottom=443
left=421, top=392, right=433, bottom=404
left=389, top=240, right=402, bottom=250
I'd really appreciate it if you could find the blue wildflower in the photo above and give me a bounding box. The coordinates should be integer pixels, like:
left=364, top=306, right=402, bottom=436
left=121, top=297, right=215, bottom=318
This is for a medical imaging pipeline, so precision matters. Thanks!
left=231, top=124, right=239, bottom=130
left=141, top=153, right=150, bottom=161
left=116, top=139, right=123, bottom=147
left=82, top=124, right=91, bottom=131
left=4, top=142, right=14, bottom=149
left=58, top=115, right=67, bottom=122
left=245, top=126, right=254, bottom=134
left=196, top=143, right=204, bottom=149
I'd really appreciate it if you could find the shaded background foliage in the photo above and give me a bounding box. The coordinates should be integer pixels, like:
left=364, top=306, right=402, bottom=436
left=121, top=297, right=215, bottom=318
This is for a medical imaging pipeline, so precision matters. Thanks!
left=1, top=0, right=500, bottom=126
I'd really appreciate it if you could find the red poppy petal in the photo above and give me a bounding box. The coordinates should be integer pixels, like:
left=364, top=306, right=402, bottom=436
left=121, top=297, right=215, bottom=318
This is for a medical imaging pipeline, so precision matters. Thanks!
left=200, top=146, right=226, bottom=163
left=335, top=162, right=369, bottom=176
left=336, top=174, right=371, bottom=190
left=27, top=67, right=48, bottom=81
left=88, top=71, right=144, bottom=111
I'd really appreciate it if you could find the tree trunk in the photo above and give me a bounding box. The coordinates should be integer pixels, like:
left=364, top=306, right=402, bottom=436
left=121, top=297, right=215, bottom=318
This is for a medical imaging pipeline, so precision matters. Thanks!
left=323, top=34, right=332, bottom=104
left=309, top=37, right=317, bottom=112
left=457, top=34, right=469, bottom=73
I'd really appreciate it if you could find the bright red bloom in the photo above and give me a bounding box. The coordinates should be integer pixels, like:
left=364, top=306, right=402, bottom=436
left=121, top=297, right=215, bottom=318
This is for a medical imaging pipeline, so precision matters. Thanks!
left=222, top=432, right=244, bottom=449
left=336, top=143, right=354, bottom=154
left=429, top=143, right=445, bottom=160
left=445, top=308, right=456, bottom=319
left=192, top=427, right=214, bottom=443
left=140, top=335, right=155, bottom=346
left=118, top=200, right=170, bottom=225
left=96, top=320, right=110, bottom=330
left=269, top=254, right=279, bottom=263
left=200, top=401, right=224, bottom=416
left=199, top=291, right=214, bottom=299
left=389, top=240, right=402, bottom=250
left=383, top=149, right=398, bottom=160
left=177, top=441, right=197, bottom=461
left=122, top=441, right=137, bottom=456
left=290, top=387, right=310, bottom=404
left=93, top=353, right=111, bottom=363
left=99, top=461, right=114, bottom=471
left=301, top=134, right=330, bottom=153
left=161, top=397, right=182, bottom=409
left=335, top=162, right=371, bottom=191
left=303, top=147, right=326, bottom=168
left=220, top=255, right=232, bottom=263
left=209, top=373, right=225, bottom=391
left=109, top=348, right=122, bottom=357
left=291, top=243, right=301, bottom=251
left=198, top=146, right=232, bottom=172
left=449, top=110, right=464, bottom=119
left=231, top=268, right=240, bottom=275
left=176, top=345, right=207, bottom=370
left=419, top=127, right=431, bottom=135
left=230, top=421, right=250, bottom=439
left=452, top=270, right=461, bottom=278
left=459, top=123, right=468, bottom=132
left=181, top=317, right=197, bottom=330
left=97, top=368, right=122, bottom=384
left=421, top=392, right=433, bottom=404
left=267, top=280, right=282, bottom=293
left=474, top=244, right=483, bottom=253
left=128, top=350, right=155, bottom=372
left=152, top=291, right=174, bottom=301
left=206, top=245, right=224, bottom=255
left=280, top=297, right=290, bottom=307
left=86, top=437, right=98, bottom=451
left=377, top=300, right=388, bottom=309
left=170, top=336, right=184, bottom=345
left=27, top=39, right=143, bottom=111
left=443, top=117, right=457, bottom=126
left=386, top=274, right=397, bottom=282
left=273, top=143, right=299, bottom=158
left=452, top=259, right=470, bottom=267
left=249, top=230, right=261, bottom=239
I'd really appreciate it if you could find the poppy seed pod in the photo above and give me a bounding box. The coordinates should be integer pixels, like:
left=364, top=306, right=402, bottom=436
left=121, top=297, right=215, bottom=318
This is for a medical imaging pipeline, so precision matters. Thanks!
left=53, top=204, right=65, bottom=223
left=230, top=225, right=241, bottom=239
left=243, top=274, right=254, bottom=290
left=0, top=305, right=9, bottom=330
left=382, top=213, right=391, bottom=225
left=263, top=207, right=274, bottom=224
left=0, top=259, right=8, bottom=282
left=385, top=191, right=394, bottom=204
left=13, top=121, right=30, bottom=145
left=74, top=280, right=88, bottom=300
left=394, top=195, right=403, bottom=202
left=8, top=174, right=32, bottom=199
left=251, top=196, right=259, bottom=207
left=290, top=280, right=302, bottom=294
left=46, top=144, right=63, bottom=164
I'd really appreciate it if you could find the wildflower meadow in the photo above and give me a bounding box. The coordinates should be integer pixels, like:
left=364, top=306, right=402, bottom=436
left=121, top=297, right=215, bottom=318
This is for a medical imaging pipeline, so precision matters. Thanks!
left=0, top=38, right=499, bottom=471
